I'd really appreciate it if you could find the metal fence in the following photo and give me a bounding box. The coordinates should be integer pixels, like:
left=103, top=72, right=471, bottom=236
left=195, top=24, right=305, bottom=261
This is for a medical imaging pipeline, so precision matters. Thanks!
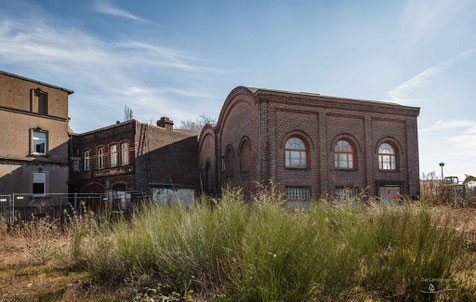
left=0, top=191, right=151, bottom=222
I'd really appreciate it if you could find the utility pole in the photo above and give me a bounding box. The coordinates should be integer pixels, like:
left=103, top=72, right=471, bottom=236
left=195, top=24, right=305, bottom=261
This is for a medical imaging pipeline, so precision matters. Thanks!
left=439, top=162, right=445, bottom=180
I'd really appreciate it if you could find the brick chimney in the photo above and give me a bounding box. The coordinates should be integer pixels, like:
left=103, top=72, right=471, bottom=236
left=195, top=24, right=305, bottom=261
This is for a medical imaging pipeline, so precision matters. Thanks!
left=157, top=116, right=174, bottom=131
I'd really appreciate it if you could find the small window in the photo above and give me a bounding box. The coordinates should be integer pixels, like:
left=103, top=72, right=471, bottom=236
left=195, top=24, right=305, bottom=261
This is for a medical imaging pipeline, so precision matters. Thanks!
left=285, top=187, right=310, bottom=201
left=378, top=143, right=396, bottom=170
left=97, top=147, right=104, bottom=169
left=110, top=145, right=118, bottom=167
left=335, top=187, right=358, bottom=201
left=121, top=143, right=129, bottom=165
left=334, top=140, right=354, bottom=169
left=33, top=172, right=46, bottom=196
left=37, top=91, right=47, bottom=114
left=32, top=90, right=48, bottom=114
left=84, top=151, right=90, bottom=171
left=32, top=131, right=46, bottom=155
left=72, top=160, right=80, bottom=171
left=285, top=137, right=307, bottom=168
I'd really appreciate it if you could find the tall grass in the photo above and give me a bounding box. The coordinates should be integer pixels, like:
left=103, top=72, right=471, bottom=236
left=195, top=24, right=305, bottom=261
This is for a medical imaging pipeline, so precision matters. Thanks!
left=71, top=190, right=475, bottom=301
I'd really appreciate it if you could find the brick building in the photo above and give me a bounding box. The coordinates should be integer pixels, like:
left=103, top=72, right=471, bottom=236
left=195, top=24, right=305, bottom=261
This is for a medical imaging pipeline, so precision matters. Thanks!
left=69, top=117, right=199, bottom=203
left=199, top=86, right=420, bottom=201
left=0, top=71, right=73, bottom=210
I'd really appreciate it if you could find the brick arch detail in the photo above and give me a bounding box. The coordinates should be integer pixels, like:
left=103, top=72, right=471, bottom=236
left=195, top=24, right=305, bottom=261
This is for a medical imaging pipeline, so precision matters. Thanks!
left=374, top=136, right=403, bottom=154
left=280, top=129, right=315, bottom=150
left=330, top=133, right=362, bottom=153
left=82, top=182, right=106, bottom=193
left=216, top=86, right=256, bottom=134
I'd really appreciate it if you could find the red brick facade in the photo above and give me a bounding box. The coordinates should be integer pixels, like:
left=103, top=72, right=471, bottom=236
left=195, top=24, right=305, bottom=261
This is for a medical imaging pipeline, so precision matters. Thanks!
left=69, top=119, right=199, bottom=195
left=199, top=86, right=420, bottom=200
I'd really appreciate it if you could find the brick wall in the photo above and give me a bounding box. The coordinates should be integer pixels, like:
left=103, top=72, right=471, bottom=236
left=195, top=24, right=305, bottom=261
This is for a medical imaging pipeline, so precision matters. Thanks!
left=69, top=121, right=136, bottom=192
left=199, top=86, right=421, bottom=199
left=134, top=121, right=199, bottom=193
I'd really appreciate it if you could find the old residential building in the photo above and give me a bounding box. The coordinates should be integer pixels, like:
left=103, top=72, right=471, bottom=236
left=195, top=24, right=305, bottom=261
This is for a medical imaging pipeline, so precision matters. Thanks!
left=0, top=71, right=73, bottom=207
left=69, top=117, right=199, bottom=203
left=199, top=86, right=420, bottom=201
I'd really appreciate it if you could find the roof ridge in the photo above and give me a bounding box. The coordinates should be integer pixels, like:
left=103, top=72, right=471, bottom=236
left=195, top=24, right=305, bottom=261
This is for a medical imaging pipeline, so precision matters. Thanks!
left=0, top=70, right=74, bottom=94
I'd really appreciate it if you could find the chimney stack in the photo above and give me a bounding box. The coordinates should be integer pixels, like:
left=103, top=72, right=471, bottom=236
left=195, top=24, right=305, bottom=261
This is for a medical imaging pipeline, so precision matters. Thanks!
left=157, top=116, right=174, bottom=131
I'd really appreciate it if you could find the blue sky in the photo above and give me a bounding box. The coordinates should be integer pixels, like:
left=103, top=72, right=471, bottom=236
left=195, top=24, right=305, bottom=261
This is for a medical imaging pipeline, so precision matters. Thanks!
left=0, top=0, right=475, bottom=179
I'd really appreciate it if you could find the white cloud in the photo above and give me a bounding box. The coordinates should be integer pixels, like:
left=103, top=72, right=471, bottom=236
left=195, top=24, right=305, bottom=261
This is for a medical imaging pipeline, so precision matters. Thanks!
left=93, top=0, right=147, bottom=22
left=387, top=48, right=476, bottom=104
left=422, top=120, right=476, bottom=132
left=422, top=120, right=476, bottom=158
left=400, top=0, right=468, bottom=47
left=0, top=10, right=217, bottom=132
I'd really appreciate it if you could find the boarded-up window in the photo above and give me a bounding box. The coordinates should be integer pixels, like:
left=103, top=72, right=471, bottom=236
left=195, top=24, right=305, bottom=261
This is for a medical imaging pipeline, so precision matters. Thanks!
left=240, top=139, right=251, bottom=174
left=33, top=172, right=46, bottom=196
left=225, top=147, right=234, bottom=181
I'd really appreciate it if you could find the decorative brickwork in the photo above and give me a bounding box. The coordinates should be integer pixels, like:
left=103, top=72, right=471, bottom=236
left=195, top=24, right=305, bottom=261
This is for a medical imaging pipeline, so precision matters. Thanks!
left=199, top=86, right=420, bottom=200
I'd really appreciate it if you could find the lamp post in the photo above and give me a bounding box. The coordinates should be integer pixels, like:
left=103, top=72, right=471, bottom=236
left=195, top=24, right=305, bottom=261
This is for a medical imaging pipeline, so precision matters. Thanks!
left=439, top=162, right=445, bottom=180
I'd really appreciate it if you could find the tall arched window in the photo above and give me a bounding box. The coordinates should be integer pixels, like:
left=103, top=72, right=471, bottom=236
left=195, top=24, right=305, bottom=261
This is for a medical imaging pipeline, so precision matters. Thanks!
left=83, top=150, right=90, bottom=171
left=97, top=147, right=104, bottom=169
left=240, top=139, right=251, bottom=174
left=110, top=145, right=118, bottom=167
left=334, top=140, right=354, bottom=169
left=285, top=137, right=307, bottom=168
left=225, top=147, right=234, bottom=180
left=378, top=143, right=396, bottom=170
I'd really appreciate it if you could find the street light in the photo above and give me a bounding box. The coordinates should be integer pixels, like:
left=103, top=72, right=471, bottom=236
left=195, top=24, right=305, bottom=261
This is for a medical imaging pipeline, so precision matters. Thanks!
left=439, top=162, right=445, bottom=180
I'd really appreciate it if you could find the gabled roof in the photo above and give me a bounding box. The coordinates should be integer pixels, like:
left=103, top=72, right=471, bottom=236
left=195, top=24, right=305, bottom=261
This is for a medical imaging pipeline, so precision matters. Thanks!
left=0, top=70, right=74, bottom=94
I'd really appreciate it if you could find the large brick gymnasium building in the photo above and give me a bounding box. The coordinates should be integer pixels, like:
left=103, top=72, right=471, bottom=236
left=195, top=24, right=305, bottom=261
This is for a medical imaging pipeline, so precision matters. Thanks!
left=199, top=86, right=420, bottom=201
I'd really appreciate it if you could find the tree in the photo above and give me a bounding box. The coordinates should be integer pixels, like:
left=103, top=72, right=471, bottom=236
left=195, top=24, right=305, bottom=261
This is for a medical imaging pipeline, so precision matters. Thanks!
left=124, top=105, right=134, bottom=122
left=179, top=114, right=216, bottom=130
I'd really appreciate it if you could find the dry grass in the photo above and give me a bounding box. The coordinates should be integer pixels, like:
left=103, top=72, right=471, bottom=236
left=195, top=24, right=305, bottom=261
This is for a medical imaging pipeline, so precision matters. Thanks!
left=0, top=193, right=475, bottom=302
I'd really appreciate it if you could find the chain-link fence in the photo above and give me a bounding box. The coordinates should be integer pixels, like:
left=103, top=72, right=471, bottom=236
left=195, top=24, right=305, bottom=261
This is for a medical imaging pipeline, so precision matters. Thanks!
left=0, top=191, right=151, bottom=222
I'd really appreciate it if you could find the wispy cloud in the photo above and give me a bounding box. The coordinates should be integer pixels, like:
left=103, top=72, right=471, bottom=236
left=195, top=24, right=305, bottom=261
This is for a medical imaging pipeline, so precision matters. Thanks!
left=422, top=120, right=476, bottom=157
left=0, top=7, right=216, bottom=132
left=400, top=0, right=468, bottom=48
left=387, top=48, right=476, bottom=103
left=93, top=0, right=147, bottom=22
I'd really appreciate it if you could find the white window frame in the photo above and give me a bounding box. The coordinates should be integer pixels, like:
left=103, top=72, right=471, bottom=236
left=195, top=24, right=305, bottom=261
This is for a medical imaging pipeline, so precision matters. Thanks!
left=121, top=143, right=129, bottom=166
left=72, top=160, right=80, bottom=171
left=32, top=130, right=47, bottom=155
left=285, top=187, right=310, bottom=201
left=335, top=187, right=358, bottom=201
left=97, top=147, right=104, bottom=169
left=84, top=150, right=90, bottom=171
left=32, top=172, right=46, bottom=197
left=110, top=145, right=118, bottom=167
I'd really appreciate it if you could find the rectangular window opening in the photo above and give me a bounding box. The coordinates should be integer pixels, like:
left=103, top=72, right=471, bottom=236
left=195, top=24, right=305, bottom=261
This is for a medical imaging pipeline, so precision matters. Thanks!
left=32, top=172, right=46, bottom=196
left=285, top=186, right=310, bottom=201
left=32, top=131, right=46, bottom=155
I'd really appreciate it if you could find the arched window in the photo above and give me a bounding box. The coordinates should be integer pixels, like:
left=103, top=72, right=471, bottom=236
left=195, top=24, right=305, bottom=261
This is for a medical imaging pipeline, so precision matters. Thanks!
left=110, top=145, right=118, bottom=167
left=97, top=147, right=104, bottom=169
left=121, top=142, right=129, bottom=165
left=84, top=150, right=90, bottom=171
left=285, top=137, right=307, bottom=168
left=240, top=139, right=251, bottom=174
left=334, top=140, right=354, bottom=169
left=378, top=143, right=396, bottom=170
left=225, top=147, right=234, bottom=180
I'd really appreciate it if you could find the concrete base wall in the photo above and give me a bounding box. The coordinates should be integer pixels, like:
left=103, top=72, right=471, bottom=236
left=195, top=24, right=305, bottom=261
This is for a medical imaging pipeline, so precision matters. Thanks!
left=0, top=160, right=68, bottom=194
left=150, top=187, right=196, bottom=205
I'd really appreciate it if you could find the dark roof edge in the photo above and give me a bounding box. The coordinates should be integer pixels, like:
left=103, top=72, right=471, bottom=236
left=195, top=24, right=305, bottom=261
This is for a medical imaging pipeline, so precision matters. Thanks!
left=247, top=87, right=420, bottom=111
left=0, top=70, right=74, bottom=94
left=72, top=120, right=196, bottom=137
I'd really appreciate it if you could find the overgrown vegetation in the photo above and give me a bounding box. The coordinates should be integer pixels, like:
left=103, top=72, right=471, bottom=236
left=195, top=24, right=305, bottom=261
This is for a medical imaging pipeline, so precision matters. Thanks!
left=1, top=190, right=475, bottom=301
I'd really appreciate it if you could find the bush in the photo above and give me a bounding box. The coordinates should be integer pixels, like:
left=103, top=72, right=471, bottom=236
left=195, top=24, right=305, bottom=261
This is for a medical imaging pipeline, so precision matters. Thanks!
left=71, top=190, right=475, bottom=301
